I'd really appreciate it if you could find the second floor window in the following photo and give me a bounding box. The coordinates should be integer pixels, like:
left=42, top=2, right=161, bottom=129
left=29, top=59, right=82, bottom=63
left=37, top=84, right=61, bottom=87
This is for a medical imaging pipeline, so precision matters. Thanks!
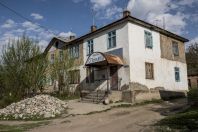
left=50, top=53, right=55, bottom=64
left=172, top=41, right=179, bottom=56
left=145, top=31, right=153, bottom=49
left=87, top=39, right=94, bottom=56
left=69, top=45, right=79, bottom=58
left=59, top=50, right=63, bottom=61
left=107, top=30, right=116, bottom=49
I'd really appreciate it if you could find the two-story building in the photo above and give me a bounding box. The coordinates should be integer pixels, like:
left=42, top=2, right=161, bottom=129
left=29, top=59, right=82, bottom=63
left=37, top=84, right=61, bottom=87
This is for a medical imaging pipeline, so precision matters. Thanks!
left=44, top=10, right=189, bottom=103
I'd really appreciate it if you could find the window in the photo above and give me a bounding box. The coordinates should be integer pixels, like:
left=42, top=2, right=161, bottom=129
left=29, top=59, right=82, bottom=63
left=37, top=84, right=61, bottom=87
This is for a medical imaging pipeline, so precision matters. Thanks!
left=69, top=45, right=79, bottom=58
left=69, top=70, right=80, bottom=84
left=50, top=53, right=55, bottom=64
left=175, top=67, right=180, bottom=82
left=107, top=30, right=116, bottom=49
left=55, top=41, right=59, bottom=48
left=145, top=31, right=153, bottom=49
left=145, top=62, right=154, bottom=79
left=188, top=79, right=191, bottom=88
left=87, top=39, right=94, bottom=56
left=59, top=50, right=63, bottom=61
left=86, top=67, right=94, bottom=83
left=172, top=41, right=179, bottom=56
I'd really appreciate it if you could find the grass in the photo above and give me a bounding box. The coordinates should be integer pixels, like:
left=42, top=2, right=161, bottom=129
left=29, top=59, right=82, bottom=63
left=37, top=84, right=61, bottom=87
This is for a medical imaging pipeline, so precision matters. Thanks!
left=157, top=107, right=198, bottom=132
left=0, top=121, right=50, bottom=132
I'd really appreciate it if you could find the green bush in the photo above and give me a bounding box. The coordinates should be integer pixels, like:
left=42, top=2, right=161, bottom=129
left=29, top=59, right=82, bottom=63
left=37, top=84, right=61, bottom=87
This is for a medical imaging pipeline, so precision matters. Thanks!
left=188, top=88, right=198, bottom=106
left=0, top=96, right=20, bottom=109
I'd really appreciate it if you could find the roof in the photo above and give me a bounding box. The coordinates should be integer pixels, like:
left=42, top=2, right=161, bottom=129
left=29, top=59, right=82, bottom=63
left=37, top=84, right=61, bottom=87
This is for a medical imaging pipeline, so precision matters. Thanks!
left=44, top=15, right=189, bottom=53
left=69, top=15, right=188, bottom=44
left=85, top=52, right=124, bottom=66
left=44, top=36, right=73, bottom=54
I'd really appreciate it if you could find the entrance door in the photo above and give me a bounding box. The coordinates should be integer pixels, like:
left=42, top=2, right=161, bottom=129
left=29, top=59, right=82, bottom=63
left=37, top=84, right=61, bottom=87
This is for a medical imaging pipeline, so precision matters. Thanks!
left=110, top=66, right=118, bottom=90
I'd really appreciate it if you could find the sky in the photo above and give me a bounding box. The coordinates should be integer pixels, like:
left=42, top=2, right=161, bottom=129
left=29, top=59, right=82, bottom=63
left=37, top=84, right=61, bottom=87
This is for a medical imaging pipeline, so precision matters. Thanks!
left=0, top=0, right=198, bottom=51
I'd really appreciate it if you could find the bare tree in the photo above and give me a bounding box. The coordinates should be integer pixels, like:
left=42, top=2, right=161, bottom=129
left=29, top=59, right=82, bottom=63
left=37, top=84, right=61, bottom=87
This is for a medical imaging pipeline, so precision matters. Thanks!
left=49, top=50, right=75, bottom=95
left=0, top=35, right=48, bottom=99
left=186, top=42, right=198, bottom=75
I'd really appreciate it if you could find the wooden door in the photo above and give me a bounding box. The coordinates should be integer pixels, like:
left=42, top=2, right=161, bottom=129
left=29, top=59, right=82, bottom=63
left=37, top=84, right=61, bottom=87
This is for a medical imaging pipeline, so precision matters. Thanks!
left=110, top=66, right=118, bottom=90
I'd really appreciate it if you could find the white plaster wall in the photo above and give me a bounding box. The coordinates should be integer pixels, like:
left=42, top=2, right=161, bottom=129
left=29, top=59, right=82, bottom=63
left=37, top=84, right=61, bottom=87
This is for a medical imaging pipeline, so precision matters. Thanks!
left=128, top=22, right=188, bottom=91
left=80, top=23, right=130, bottom=90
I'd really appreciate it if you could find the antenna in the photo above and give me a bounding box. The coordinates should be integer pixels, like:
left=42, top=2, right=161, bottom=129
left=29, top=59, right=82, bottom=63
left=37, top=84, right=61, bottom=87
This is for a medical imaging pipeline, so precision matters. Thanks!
left=163, top=16, right=166, bottom=29
left=124, top=0, right=129, bottom=11
left=91, top=8, right=96, bottom=26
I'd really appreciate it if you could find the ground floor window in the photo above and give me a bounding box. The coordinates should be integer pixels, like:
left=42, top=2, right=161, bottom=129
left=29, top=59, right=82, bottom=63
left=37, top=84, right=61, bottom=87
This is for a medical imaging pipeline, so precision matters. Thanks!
left=86, top=67, right=94, bottom=83
left=145, top=62, right=154, bottom=79
left=69, top=70, right=80, bottom=84
left=188, top=79, right=191, bottom=88
left=174, top=67, right=180, bottom=82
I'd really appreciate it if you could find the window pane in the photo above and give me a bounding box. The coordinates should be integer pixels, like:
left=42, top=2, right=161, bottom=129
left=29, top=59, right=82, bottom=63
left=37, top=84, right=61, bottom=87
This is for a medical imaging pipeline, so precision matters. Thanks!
left=145, top=31, right=153, bottom=48
left=175, top=67, right=180, bottom=82
left=108, top=31, right=116, bottom=49
left=172, top=42, right=179, bottom=56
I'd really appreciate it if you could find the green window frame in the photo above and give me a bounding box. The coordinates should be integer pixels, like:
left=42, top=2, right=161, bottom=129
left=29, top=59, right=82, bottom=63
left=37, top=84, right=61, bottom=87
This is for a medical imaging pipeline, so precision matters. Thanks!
left=69, top=45, right=79, bottom=58
left=144, top=31, right=153, bottom=49
left=87, top=39, right=94, bottom=56
left=175, top=67, right=180, bottom=82
left=107, top=30, right=116, bottom=49
left=59, top=50, right=63, bottom=61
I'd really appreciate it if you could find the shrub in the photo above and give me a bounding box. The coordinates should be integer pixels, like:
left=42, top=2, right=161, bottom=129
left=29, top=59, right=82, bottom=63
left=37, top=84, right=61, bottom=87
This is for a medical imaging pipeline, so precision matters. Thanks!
left=0, top=96, right=20, bottom=109
left=187, top=88, right=198, bottom=107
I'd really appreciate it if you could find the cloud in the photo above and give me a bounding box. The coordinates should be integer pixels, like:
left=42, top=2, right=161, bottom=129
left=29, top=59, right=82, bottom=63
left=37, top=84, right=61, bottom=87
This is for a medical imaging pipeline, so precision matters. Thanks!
left=126, top=0, right=189, bottom=35
left=147, top=12, right=188, bottom=34
left=177, top=0, right=197, bottom=6
left=1, top=19, right=16, bottom=28
left=127, top=0, right=136, bottom=11
left=186, top=36, right=198, bottom=47
left=100, top=5, right=122, bottom=20
left=59, top=31, right=76, bottom=38
left=30, top=13, right=44, bottom=20
left=22, top=21, right=41, bottom=32
left=72, top=0, right=84, bottom=3
left=90, top=0, right=112, bottom=10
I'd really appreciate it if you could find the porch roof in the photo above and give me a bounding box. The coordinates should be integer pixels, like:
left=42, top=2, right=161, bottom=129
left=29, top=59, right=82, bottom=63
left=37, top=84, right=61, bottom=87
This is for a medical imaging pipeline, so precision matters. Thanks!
left=85, top=52, right=124, bottom=66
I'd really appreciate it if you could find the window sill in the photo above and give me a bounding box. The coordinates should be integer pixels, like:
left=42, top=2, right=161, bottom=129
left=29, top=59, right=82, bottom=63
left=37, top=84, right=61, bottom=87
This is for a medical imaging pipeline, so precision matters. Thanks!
left=107, top=46, right=116, bottom=50
left=146, top=78, right=154, bottom=80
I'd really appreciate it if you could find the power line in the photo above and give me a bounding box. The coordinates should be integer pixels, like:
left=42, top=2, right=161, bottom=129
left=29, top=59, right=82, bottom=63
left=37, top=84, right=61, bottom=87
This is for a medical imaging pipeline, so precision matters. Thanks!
left=0, top=1, right=57, bottom=36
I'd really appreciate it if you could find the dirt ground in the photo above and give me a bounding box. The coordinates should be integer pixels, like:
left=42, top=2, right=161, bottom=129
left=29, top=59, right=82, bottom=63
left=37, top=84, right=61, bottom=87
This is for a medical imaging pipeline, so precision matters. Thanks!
left=28, top=99, right=187, bottom=132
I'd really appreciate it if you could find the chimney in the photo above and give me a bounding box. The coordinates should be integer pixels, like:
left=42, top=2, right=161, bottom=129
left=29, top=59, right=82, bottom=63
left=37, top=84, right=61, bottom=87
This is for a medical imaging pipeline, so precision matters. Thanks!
left=91, top=25, right=97, bottom=32
left=69, top=35, right=75, bottom=40
left=123, top=10, right=131, bottom=17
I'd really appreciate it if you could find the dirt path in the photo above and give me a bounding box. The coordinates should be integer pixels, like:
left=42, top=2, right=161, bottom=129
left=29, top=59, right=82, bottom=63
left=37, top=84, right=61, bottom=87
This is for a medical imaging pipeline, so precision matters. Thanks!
left=29, top=99, right=187, bottom=132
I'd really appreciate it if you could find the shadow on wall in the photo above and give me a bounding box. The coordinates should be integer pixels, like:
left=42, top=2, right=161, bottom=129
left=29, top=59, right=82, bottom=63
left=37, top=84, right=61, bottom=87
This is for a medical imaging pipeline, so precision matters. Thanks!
left=122, top=82, right=187, bottom=103
left=159, top=90, right=186, bottom=101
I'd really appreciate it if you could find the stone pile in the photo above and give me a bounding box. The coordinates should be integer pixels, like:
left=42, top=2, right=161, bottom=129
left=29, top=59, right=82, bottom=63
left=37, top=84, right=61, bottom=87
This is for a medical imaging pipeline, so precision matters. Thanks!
left=0, top=95, right=68, bottom=120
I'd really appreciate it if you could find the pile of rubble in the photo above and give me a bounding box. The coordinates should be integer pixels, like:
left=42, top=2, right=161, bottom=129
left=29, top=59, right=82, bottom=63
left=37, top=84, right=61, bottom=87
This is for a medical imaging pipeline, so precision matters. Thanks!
left=0, top=95, right=68, bottom=120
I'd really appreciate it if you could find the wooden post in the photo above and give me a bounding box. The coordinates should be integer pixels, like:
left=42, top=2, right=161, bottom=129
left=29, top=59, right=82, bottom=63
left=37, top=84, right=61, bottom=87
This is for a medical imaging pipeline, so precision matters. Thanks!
left=106, top=65, right=110, bottom=94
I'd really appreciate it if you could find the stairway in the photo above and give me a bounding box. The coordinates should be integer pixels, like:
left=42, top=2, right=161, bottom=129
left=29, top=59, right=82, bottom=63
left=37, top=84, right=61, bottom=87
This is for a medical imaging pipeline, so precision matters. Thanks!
left=81, top=90, right=107, bottom=103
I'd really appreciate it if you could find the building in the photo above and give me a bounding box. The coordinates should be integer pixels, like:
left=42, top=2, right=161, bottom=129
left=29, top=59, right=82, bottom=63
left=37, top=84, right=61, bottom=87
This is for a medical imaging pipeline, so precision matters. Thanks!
left=188, top=70, right=198, bottom=89
left=44, top=10, right=189, bottom=103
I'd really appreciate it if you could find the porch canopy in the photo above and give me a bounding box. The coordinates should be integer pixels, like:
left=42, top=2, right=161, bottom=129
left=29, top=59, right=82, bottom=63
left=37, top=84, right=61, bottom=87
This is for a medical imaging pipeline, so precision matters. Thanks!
left=85, top=52, right=124, bottom=66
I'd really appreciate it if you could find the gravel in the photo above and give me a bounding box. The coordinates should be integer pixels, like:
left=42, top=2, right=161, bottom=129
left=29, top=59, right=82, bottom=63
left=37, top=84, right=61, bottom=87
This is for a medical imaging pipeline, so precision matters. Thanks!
left=0, top=95, right=68, bottom=120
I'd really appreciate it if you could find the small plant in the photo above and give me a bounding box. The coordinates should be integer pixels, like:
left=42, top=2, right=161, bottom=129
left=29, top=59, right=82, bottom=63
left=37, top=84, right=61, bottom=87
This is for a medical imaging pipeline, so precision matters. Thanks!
left=187, top=88, right=198, bottom=107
